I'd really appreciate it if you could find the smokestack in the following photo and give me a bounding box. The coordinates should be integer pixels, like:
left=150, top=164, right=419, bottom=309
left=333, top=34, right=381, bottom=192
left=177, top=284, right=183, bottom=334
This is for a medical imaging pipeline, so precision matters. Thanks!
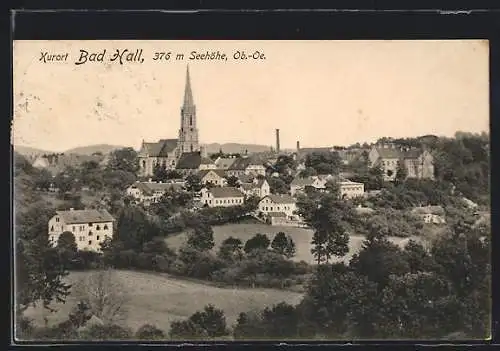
left=296, top=140, right=300, bottom=152
left=275, top=129, right=280, bottom=154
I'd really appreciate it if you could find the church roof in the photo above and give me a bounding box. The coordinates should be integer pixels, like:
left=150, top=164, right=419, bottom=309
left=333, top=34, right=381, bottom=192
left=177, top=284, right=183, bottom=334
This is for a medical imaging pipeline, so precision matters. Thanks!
left=141, top=139, right=178, bottom=157
left=176, top=152, right=202, bottom=169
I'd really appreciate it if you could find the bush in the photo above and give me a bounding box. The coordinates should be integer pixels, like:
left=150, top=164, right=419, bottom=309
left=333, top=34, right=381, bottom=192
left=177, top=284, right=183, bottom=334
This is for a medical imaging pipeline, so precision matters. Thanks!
left=135, top=324, right=166, bottom=340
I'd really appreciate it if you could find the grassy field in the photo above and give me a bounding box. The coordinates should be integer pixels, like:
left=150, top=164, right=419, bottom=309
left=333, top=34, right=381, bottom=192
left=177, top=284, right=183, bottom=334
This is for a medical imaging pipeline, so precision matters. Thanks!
left=23, top=269, right=303, bottom=333
left=165, top=223, right=422, bottom=264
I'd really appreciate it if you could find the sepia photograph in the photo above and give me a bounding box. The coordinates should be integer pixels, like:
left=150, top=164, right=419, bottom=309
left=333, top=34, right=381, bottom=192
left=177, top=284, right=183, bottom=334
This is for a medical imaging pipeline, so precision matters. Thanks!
left=12, top=40, right=491, bottom=342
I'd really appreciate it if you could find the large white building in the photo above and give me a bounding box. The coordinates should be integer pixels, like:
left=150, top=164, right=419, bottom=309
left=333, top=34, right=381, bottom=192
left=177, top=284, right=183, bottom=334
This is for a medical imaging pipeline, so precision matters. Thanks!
left=258, top=194, right=298, bottom=219
left=200, top=186, right=246, bottom=208
left=48, top=208, right=115, bottom=252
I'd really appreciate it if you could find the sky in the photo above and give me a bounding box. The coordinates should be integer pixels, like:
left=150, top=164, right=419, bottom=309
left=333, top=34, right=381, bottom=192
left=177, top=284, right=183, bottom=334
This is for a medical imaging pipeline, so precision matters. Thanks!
left=12, top=40, right=489, bottom=152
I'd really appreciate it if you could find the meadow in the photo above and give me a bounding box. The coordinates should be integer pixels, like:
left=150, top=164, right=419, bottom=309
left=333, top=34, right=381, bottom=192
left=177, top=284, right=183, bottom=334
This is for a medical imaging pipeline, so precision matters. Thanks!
left=23, top=269, right=304, bottom=333
left=165, top=223, right=421, bottom=264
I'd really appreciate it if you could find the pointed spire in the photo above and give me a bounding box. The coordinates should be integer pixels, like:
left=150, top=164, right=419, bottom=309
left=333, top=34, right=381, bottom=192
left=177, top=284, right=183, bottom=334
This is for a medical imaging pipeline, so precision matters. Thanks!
left=183, top=64, right=194, bottom=107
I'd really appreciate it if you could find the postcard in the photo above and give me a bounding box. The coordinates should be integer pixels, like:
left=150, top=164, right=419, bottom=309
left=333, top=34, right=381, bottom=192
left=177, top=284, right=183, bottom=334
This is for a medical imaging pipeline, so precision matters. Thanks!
left=12, top=40, right=491, bottom=342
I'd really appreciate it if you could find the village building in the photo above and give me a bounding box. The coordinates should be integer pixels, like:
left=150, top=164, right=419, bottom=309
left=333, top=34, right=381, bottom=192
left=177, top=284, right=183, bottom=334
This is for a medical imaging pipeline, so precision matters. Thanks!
left=198, top=169, right=227, bottom=187
left=411, top=205, right=446, bottom=224
left=239, top=178, right=271, bottom=198
left=48, top=208, right=115, bottom=252
left=138, top=66, right=203, bottom=176
left=214, top=156, right=237, bottom=170
left=368, top=144, right=435, bottom=181
left=258, top=194, right=298, bottom=219
left=175, top=150, right=216, bottom=175
left=126, top=181, right=185, bottom=205
left=200, top=186, right=246, bottom=208
left=338, top=179, right=365, bottom=199
left=226, top=156, right=266, bottom=177
left=290, top=177, right=326, bottom=196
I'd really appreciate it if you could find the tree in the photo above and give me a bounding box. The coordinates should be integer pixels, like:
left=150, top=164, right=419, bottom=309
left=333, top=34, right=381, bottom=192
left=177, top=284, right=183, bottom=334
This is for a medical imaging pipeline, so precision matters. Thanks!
left=217, top=236, right=244, bottom=262
left=185, top=173, right=203, bottom=192
left=170, top=304, right=229, bottom=339
left=225, top=175, right=240, bottom=187
left=56, top=231, right=78, bottom=267
left=271, top=232, right=296, bottom=258
left=394, top=164, right=408, bottom=185
left=297, top=193, right=350, bottom=265
left=33, top=169, right=53, bottom=191
left=79, top=324, right=132, bottom=340
left=267, top=177, right=289, bottom=195
left=15, top=203, right=71, bottom=315
left=244, top=233, right=270, bottom=254
left=116, top=205, right=159, bottom=250
left=187, top=222, right=215, bottom=252
left=189, top=304, right=229, bottom=338
left=135, top=324, right=166, bottom=340
left=57, top=231, right=78, bottom=252
left=107, top=147, right=139, bottom=174
left=305, top=152, right=342, bottom=175
left=71, top=269, right=129, bottom=325
left=300, top=263, right=379, bottom=337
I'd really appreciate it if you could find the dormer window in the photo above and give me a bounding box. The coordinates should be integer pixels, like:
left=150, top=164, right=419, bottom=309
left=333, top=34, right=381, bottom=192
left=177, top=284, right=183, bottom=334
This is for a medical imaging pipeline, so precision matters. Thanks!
left=104, top=224, right=109, bottom=230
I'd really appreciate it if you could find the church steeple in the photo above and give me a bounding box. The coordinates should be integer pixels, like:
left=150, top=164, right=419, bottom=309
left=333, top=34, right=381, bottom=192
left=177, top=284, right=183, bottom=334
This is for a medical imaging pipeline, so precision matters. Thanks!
left=177, top=65, right=199, bottom=157
left=183, top=64, right=194, bottom=108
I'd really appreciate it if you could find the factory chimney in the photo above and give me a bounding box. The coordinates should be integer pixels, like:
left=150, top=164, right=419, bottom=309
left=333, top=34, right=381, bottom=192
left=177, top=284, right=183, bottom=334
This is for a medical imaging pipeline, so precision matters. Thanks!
left=275, top=129, right=281, bottom=154
left=296, top=140, right=300, bottom=153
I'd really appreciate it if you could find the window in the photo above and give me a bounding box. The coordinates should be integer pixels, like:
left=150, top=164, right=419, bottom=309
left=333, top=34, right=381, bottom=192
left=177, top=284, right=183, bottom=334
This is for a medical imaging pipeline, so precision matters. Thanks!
left=56, top=217, right=60, bottom=223
left=79, top=236, right=84, bottom=242
left=89, top=223, right=93, bottom=227
left=73, top=226, right=76, bottom=232
left=97, top=236, right=100, bottom=241
left=190, top=116, right=193, bottom=125
left=89, top=231, right=93, bottom=236
left=104, top=224, right=108, bottom=230
left=50, top=226, right=54, bottom=231
left=190, top=128, right=193, bottom=132
left=88, top=240, right=92, bottom=245
left=96, top=225, right=100, bottom=230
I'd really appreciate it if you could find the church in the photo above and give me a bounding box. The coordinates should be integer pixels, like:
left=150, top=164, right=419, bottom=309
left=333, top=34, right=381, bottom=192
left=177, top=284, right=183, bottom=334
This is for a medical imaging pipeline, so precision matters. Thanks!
left=138, top=66, right=206, bottom=176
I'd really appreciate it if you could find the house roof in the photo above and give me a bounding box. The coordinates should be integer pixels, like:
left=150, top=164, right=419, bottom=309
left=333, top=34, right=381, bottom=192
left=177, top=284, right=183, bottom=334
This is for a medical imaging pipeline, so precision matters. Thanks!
left=402, top=149, right=424, bottom=160
left=228, top=156, right=263, bottom=171
left=200, top=157, right=215, bottom=165
left=214, top=157, right=237, bottom=169
left=240, top=183, right=254, bottom=191
left=267, top=212, right=287, bottom=218
left=141, top=139, right=178, bottom=157
left=131, top=181, right=184, bottom=195
left=198, top=169, right=226, bottom=179
left=264, top=194, right=296, bottom=204
left=56, top=209, right=115, bottom=224
left=411, top=206, right=445, bottom=216
left=208, top=186, right=245, bottom=198
left=176, top=152, right=202, bottom=169
left=375, top=147, right=402, bottom=159
left=238, top=174, right=255, bottom=183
